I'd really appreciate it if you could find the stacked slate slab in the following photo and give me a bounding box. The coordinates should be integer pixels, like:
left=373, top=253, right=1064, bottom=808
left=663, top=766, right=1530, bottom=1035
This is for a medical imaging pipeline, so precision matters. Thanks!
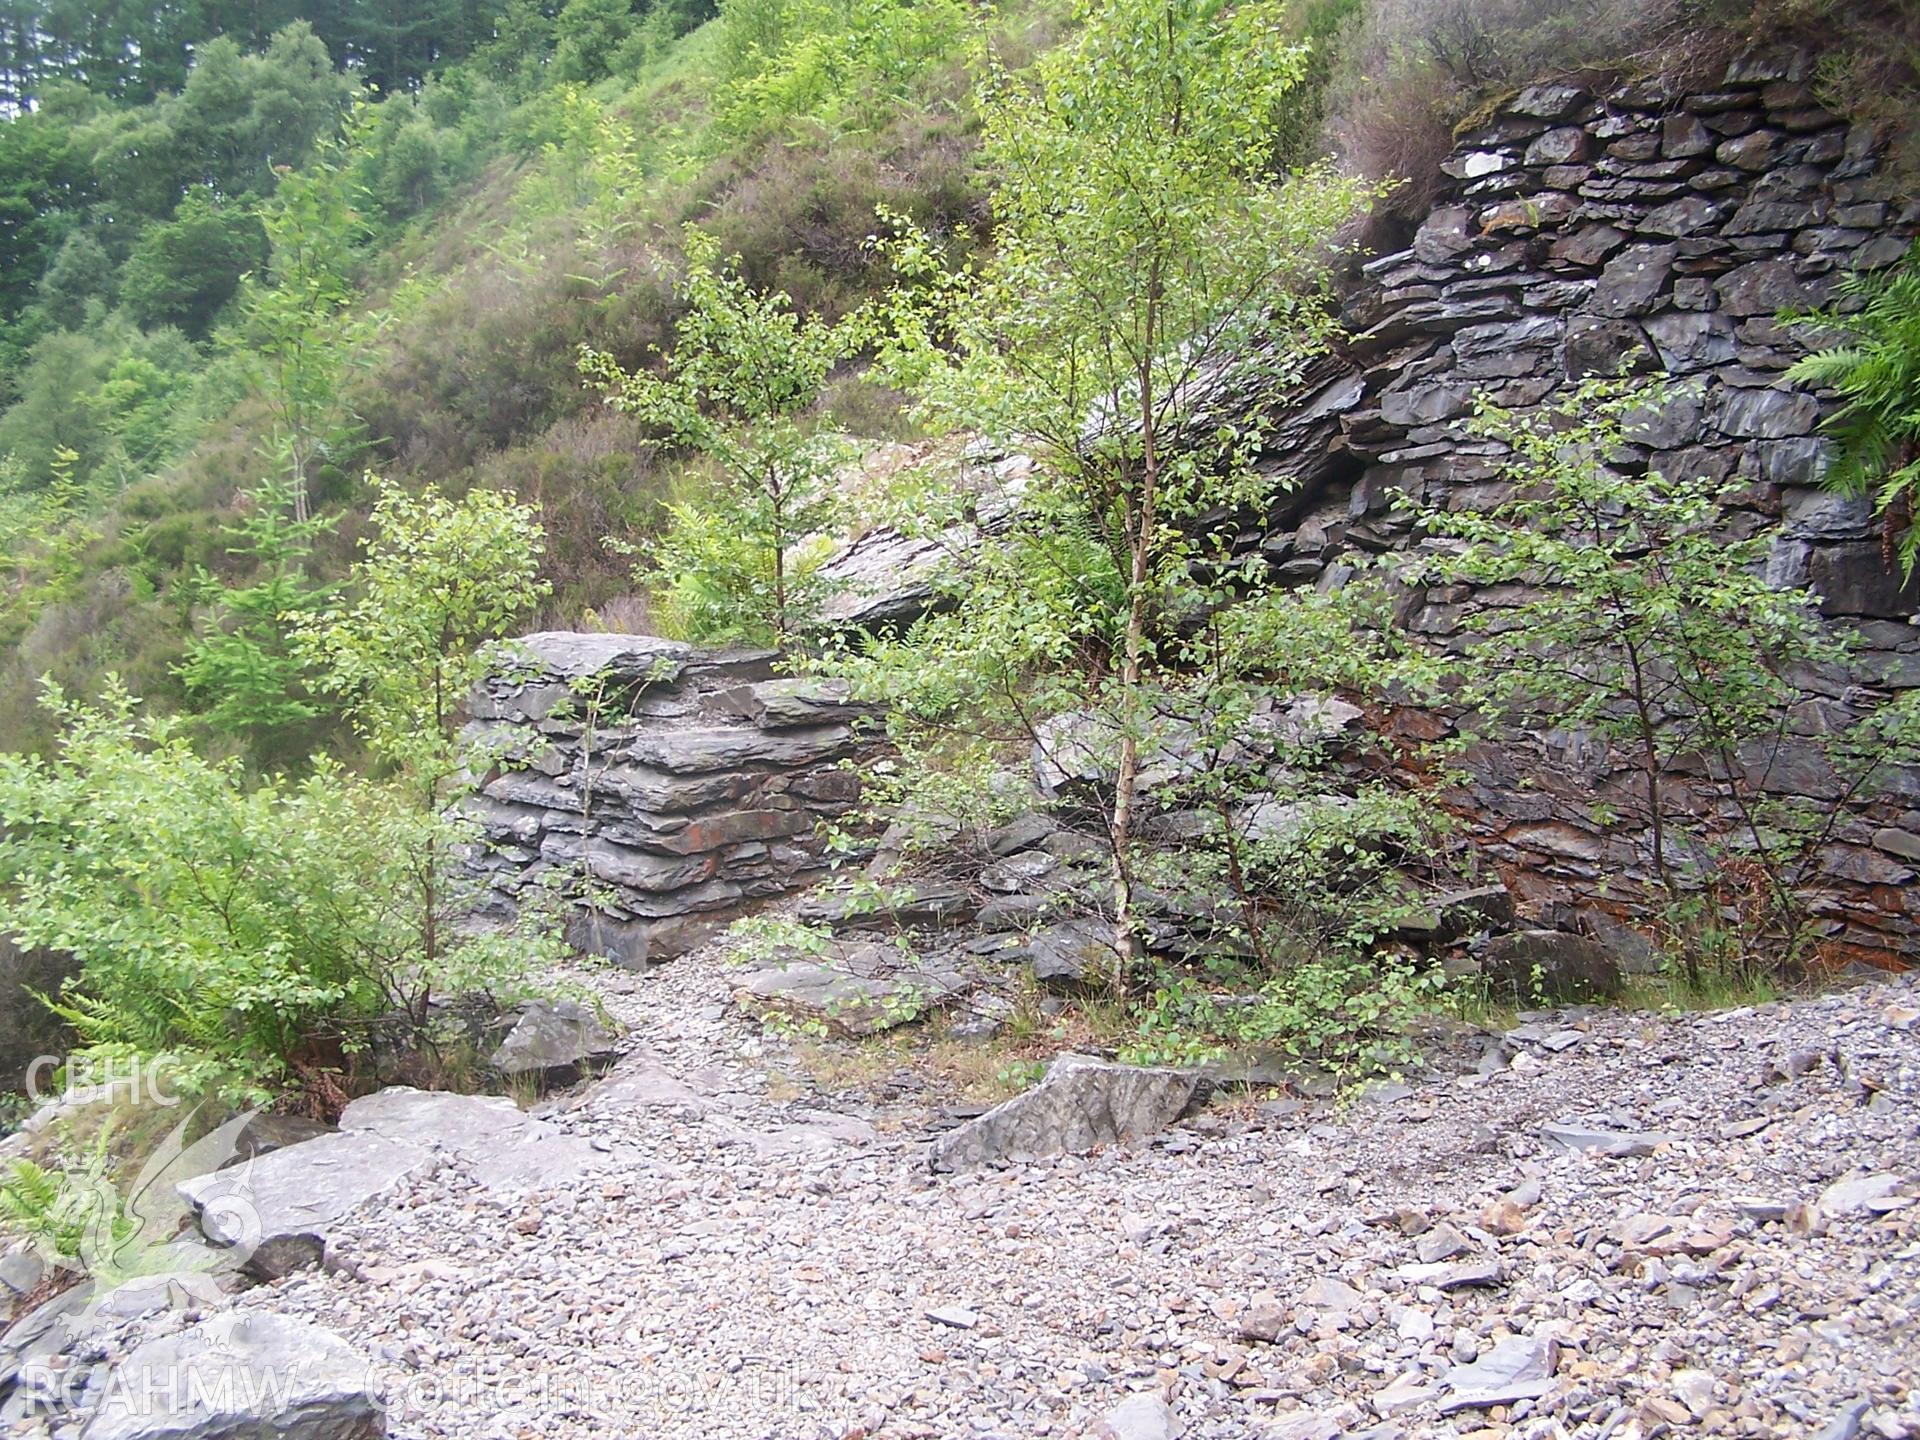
left=1243, top=47, right=1920, bottom=959
left=462, top=633, right=876, bottom=967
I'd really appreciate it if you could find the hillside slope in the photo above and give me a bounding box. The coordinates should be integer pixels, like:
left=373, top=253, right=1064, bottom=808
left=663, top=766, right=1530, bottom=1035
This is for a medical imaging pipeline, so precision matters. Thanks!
left=2, top=0, right=1911, bottom=766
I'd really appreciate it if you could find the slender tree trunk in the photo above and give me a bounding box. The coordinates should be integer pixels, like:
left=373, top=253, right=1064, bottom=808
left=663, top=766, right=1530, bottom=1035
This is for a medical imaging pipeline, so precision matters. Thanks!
left=291, top=445, right=310, bottom=525
left=773, top=542, right=787, bottom=648
left=1110, top=354, right=1162, bottom=993
left=770, top=463, right=788, bottom=647
left=421, top=658, right=445, bottom=1013
left=1623, top=636, right=1692, bottom=987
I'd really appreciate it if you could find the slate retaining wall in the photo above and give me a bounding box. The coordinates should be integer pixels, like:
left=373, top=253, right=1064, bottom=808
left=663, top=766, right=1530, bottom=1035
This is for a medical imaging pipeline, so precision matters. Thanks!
left=463, top=633, right=876, bottom=967
left=1243, top=48, right=1920, bottom=960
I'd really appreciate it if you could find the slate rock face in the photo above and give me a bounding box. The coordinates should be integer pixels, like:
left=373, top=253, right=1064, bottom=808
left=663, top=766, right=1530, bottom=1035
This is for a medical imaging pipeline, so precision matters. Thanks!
left=1241, top=51, right=1920, bottom=961
left=464, top=60, right=1920, bottom=962
left=464, top=636, right=882, bottom=964
left=1031, top=696, right=1363, bottom=803
left=798, top=881, right=977, bottom=932
left=469, top=632, right=693, bottom=722
left=80, top=1312, right=383, bottom=1440
left=928, top=1055, right=1199, bottom=1171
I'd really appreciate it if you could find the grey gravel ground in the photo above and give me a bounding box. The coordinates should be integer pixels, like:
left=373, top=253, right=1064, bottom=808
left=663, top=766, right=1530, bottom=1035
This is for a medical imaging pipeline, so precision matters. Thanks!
left=93, top=952, right=1920, bottom=1440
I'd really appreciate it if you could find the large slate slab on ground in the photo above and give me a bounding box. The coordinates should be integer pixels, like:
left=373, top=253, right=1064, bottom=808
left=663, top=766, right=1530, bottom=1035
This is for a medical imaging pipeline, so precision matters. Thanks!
left=80, top=1311, right=384, bottom=1440
left=929, top=1055, right=1200, bottom=1171
left=734, top=947, right=972, bottom=1037
left=339, top=1088, right=605, bottom=1194
left=179, top=1088, right=605, bottom=1277
left=178, top=1131, right=432, bottom=1279
left=570, top=1048, right=712, bottom=1114
left=1438, top=1335, right=1559, bottom=1412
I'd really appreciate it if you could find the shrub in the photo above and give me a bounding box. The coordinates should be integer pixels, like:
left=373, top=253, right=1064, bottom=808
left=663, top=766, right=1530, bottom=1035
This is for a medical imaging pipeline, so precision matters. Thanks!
left=1410, top=379, right=1920, bottom=980
left=692, top=112, right=988, bottom=322
left=120, top=188, right=268, bottom=340
left=176, top=480, right=339, bottom=766
left=1124, top=953, right=1446, bottom=1076
left=296, top=477, right=555, bottom=1009
left=580, top=227, right=860, bottom=645
left=709, top=0, right=971, bottom=143
left=1323, top=0, right=1691, bottom=216
left=0, top=683, right=556, bottom=1102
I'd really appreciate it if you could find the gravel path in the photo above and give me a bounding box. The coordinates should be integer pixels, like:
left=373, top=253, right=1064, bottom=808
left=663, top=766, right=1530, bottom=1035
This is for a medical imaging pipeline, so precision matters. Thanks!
left=212, top=954, right=1919, bottom=1439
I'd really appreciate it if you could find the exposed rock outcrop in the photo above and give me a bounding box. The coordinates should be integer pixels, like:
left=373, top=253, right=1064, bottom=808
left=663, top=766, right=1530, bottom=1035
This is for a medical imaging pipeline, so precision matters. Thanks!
left=464, top=57, right=1920, bottom=963
left=1239, top=51, right=1920, bottom=960
left=464, top=632, right=880, bottom=967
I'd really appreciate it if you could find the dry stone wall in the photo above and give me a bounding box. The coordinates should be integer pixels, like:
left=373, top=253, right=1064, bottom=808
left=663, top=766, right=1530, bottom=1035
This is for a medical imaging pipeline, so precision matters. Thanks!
left=1246, top=47, right=1920, bottom=960
left=462, top=633, right=876, bottom=967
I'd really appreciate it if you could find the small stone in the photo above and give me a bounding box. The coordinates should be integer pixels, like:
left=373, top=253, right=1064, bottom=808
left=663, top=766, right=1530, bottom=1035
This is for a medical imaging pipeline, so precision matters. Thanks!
left=1480, top=1198, right=1529, bottom=1236
left=1373, top=1371, right=1438, bottom=1418
left=1821, top=1399, right=1873, bottom=1440
left=1415, top=1224, right=1470, bottom=1265
left=1238, top=1302, right=1287, bottom=1343
left=0, top=1249, right=46, bottom=1298
left=1399, top=1257, right=1503, bottom=1290
left=979, top=849, right=1060, bottom=894
left=983, top=811, right=1058, bottom=856
left=1674, top=1369, right=1718, bottom=1421
left=1817, top=1173, right=1903, bottom=1217
left=1095, top=1393, right=1179, bottom=1440
left=1644, top=1396, right=1694, bottom=1426
left=1525, top=127, right=1589, bottom=166
left=1591, top=243, right=1676, bottom=317
left=926, top=1306, right=979, bottom=1330
left=1266, top=1414, right=1344, bottom=1440
left=1300, top=1276, right=1366, bottom=1314
left=1732, top=1195, right=1790, bottom=1222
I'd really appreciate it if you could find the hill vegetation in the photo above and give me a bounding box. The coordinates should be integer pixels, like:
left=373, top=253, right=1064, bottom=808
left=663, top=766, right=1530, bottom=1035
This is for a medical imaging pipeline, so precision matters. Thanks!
left=0, top=0, right=1917, bottom=1119
left=1, top=0, right=1915, bottom=756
